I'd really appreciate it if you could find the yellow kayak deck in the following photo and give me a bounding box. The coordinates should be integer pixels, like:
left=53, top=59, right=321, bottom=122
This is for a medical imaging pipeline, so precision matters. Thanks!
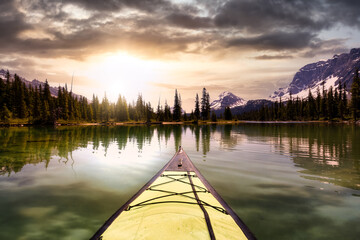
left=91, top=148, right=255, bottom=240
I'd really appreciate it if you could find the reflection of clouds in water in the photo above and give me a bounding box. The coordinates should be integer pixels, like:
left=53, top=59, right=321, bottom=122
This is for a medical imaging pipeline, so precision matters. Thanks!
left=229, top=189, right=360, bottom=240
left=0, top=182, right=131, bottom=239
left=0, top=124, right=359, bottom=239
left=19, top=206, right=56, bottom=218
left=212, top=125, right=244, bottom=150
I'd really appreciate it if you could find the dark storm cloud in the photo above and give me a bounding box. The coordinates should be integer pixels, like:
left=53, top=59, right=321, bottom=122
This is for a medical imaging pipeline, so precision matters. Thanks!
left=0, top=1, right=32, bottom=40
left=165, top=13, right=213, bottom=29
left=22, top=0, right=172, bottom=13
left=214, top=0, right=330, bottom=32
left=0, top=0, right=359, bottom=61
left=300, top=39, right=349, bottom=58
left=254, top=54, right=293, bottom=60
left=326, top=0, right=360, bottom=28
left=227, top=31, right=316, bottom=51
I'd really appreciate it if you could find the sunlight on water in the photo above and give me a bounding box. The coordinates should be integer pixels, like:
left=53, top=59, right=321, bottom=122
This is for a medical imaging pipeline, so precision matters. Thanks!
left=0, top=124, right=359, bottom=239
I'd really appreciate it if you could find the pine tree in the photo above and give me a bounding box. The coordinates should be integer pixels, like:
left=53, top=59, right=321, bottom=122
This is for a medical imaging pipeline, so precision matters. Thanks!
left=183, top=111, right=188, bottom=121
left=164, top=100, right=171, bottom=121
left=327, top=86, right=335, bottom=120
left=343, top=83, right=348, bottom=116
left=211, top=111, right=217, bottom=122
left=136, top=94, right=145, bottom=120
left=201, top=88, right=210, bottom=120
left=173, top=89, right=182, bottom=121
left=315, top=87, right=321, bottom=120
left=224, top=106, right=232, bottom=120
left=320, top=81, right=328, bottom=119
left=145, top=102, right=152, bottom=123
left=338, top=83, right=344, bottom=119
left=0, top=104, right=11, bottom=123
left=286, top=92, right=294, bottom=120
left=194, top=93, right=200, bottom=120
left=206, top=92, right=210, bottom=119
left=101, top=93, right=110, bottom=122
left=351, top=68, right=360, bottom=121
left=5, top=70, right=12, bottom=113
left=32, top=87, right=41, bottom=120
left=0, top=78, right=5, bottom=107
left=92, top=94, right=99, bottom=121
left=189, top=110, right=194, bottom=121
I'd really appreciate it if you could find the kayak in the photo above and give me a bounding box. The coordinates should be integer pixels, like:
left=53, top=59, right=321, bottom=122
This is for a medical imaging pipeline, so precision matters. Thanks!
left=91, top=147, right=256, bottom=240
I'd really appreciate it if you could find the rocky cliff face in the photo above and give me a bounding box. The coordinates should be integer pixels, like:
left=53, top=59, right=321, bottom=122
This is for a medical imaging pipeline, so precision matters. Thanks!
left=270, top=48, right=360, bottom=100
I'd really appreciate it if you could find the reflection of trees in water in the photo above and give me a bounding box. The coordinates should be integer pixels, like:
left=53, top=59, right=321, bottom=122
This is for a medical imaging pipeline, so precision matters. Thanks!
left=2, top=124, right=358, bottom=189
left=235, top=124, right=360, bottom=190
left=201, top=125, right=210, bottom=155
left=214, top=124, right=243, bottom=150
left=173, top=125, right=182, bottom=151
left=0, top=125, right=193, bottom=175
left=189, top=125, right=211, bottom=155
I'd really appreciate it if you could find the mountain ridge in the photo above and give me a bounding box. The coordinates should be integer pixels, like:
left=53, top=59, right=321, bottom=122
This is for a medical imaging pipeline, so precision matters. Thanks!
left=0, top=69, right=82, bottom=99
left=210, top=91, right=247, bottom=110
left=270, top=48, right=360, bottom=100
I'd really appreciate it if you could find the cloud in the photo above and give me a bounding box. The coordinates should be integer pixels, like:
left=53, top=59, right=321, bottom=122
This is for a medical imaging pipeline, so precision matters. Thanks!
left=226, top=31, right=316, bottom=51
left=301, top=38, right=349, bottom=58
left=325, top=0, right=360, bottom=28
left=254, top=54, right=293, bottom=60
left=165, top=13, right=213, bottom=29
left=0, top=0, right=358, bottom=63
left=214, top=0, right=329, bottom=32
left=150, top=82, right=226, bottom=92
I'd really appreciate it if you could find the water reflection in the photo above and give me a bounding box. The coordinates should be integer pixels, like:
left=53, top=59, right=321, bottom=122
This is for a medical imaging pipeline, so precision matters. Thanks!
left=0, top=124, right=359, bottom=239
left=1, top=124, right=359, bottom=191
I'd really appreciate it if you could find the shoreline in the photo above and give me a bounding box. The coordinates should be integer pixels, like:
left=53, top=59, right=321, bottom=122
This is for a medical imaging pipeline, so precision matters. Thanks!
left=1, top=119, right=359, bottom=127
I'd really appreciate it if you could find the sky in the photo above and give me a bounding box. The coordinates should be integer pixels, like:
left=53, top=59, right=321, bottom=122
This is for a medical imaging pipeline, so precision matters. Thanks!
left=0, top=0, right=360, bottom=111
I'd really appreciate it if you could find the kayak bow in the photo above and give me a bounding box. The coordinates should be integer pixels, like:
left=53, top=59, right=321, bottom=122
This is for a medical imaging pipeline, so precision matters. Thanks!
left=91, top=147, right=256, bottom=240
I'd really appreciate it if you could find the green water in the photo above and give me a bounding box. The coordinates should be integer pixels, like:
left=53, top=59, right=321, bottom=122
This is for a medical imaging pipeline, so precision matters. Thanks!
left=0, top=124, right=359, bottom=240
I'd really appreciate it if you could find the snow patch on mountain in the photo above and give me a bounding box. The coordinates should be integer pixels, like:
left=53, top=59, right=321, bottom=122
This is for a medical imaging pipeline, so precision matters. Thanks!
left=210, top=91, right=247, bottom=110
left=275, top=75, right=339, bottom=100
left=270, top=48, right=360, bottom=101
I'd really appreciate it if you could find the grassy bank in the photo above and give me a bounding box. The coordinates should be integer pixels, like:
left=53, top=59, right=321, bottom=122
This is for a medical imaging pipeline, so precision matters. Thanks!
left=1, top=118, right=360, bottom=127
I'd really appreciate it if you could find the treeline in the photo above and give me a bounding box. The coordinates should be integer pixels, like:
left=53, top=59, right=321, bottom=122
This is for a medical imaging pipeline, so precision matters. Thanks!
left=0, top=70, right=131, bottom=124
left=237, top=69, right=360, bottom=122
left=0, top=70, right=216, bottom=124
left=2, top=68, right=360, bottom=124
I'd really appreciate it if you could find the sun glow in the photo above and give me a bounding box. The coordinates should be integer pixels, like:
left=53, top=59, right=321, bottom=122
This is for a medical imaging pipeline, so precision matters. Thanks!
left=85, top=52, right=164, bottom=101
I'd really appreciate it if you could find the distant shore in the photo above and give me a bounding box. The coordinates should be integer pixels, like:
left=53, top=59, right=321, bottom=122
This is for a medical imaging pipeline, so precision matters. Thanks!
left=1, top=119, right=360, bottom=127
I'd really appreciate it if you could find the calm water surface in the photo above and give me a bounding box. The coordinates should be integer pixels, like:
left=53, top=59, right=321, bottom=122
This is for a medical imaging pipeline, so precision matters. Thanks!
left=0, top=124, right=359, bottom=239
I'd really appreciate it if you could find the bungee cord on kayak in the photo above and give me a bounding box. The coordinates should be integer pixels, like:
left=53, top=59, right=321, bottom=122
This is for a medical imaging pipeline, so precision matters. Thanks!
left=125, top=174, right=228, bottom=215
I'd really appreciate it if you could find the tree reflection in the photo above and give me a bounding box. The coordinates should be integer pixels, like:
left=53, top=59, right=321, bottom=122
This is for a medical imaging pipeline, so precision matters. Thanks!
left=1, top=124, right=359, bottom=191
left=232, top=124, right=360, bottom=190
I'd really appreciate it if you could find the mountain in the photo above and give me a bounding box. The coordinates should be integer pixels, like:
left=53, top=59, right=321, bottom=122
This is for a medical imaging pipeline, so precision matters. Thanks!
left=210, top=91, right=271, bottom=115
left=0, top=69, right=81, bottom=99
left=231, top=99, right=273, bottom=115
left=210, top=91, right=247, bottom=110
left=270, top=48, right=360, bottom=100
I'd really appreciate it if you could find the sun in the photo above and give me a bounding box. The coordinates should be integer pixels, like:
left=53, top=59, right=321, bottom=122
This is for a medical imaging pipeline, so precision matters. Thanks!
left=86, top=52, right=163, bottom=102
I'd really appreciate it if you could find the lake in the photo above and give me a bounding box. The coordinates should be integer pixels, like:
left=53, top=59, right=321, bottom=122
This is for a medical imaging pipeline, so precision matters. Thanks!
left=0, top=124, right=359, bottom=239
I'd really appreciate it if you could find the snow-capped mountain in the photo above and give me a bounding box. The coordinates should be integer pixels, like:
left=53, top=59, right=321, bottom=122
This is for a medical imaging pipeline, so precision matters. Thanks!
left=210, top=91, right=247, bottom=110
left=270, top=48, right=360, bottom=100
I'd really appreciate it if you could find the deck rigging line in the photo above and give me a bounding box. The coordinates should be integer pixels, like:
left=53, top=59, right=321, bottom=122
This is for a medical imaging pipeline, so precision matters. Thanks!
left=125, top=174, right=228, bottom=215
left=188, top=171, right=216, bottom=240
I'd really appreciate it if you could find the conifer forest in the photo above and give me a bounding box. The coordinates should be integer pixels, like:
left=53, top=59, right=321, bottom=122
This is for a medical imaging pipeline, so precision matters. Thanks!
left=1, top=69, right=360, bottom=124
